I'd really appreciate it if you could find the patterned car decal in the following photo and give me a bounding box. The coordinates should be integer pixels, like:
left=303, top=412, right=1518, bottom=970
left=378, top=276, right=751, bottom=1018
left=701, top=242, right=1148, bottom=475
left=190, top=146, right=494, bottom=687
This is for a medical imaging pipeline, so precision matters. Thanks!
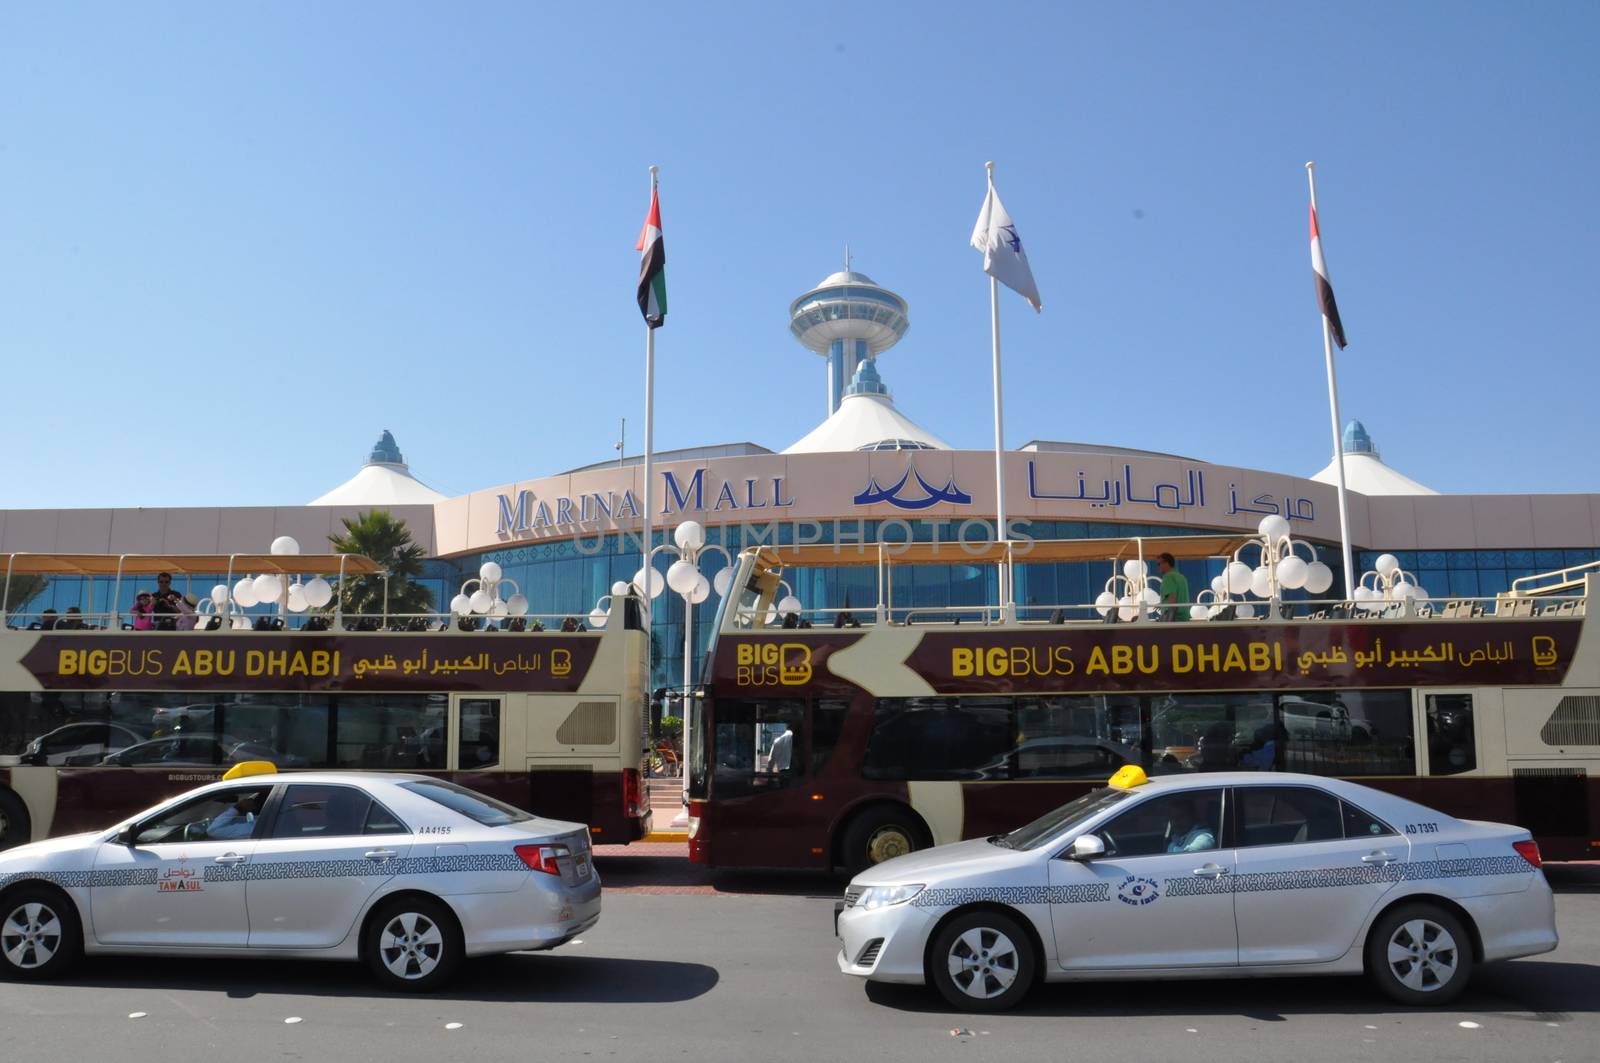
left=912, top=884, right=1110, bottom=907
left=901, top=855, right=1532, bottom=909
left=0, top=853, right=530, bottom=892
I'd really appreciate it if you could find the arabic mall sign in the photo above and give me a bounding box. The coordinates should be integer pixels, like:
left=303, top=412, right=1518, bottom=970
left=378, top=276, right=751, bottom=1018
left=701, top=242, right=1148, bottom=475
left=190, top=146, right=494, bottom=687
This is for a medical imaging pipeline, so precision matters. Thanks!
left=19, top=634, right=602, bottom=694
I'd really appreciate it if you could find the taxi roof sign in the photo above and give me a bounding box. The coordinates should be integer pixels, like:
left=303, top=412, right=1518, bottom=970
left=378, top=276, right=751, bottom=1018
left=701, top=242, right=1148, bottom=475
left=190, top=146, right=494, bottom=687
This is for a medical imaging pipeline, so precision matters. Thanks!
left=1107, top=765, right=1149, bottom=789
left=221, top=761, right=279, bottom=781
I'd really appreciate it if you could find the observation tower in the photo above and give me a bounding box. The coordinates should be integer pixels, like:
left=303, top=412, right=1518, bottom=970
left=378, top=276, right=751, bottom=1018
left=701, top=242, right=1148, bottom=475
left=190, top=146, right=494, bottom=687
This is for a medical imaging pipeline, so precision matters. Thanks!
left=788, top=261, right=910, bottom=416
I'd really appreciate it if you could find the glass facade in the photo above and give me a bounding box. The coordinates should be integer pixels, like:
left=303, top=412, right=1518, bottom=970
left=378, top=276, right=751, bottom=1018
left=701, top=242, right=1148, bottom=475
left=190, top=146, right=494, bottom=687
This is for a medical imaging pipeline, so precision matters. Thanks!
left=1357, top=548, right=1600, bottom=601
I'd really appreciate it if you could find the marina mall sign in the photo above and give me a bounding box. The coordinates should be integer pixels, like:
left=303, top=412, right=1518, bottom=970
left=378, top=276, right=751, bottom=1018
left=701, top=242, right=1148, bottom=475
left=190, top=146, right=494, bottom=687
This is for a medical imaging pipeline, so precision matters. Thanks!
left=438, top=450, right=1346, bottom=554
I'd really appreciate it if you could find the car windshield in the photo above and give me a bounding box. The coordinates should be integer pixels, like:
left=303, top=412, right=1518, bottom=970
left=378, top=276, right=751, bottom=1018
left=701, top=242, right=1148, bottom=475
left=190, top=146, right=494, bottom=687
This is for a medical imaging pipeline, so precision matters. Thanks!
left=996, top=787, right=1130, bottom=851
left=398, top=779, right=533, bottom=826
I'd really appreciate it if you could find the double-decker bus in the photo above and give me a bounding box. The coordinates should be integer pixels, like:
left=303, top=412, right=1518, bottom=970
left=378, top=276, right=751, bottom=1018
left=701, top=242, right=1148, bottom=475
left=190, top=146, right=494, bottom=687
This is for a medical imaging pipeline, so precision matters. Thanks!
left=0, top=553, right=651, bottom=849
left=687, top=537, right=1599, bottom=872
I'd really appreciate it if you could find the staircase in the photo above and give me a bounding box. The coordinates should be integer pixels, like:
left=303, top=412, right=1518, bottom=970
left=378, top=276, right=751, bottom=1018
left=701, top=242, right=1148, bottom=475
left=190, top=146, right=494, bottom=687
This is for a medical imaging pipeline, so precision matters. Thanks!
left=647, top=777, right=687, bottom=834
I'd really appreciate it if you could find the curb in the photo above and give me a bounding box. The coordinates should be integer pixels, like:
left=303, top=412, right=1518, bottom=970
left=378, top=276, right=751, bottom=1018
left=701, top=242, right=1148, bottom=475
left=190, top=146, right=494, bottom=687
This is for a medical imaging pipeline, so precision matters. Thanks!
left=642, top=831, right=689, bottom=843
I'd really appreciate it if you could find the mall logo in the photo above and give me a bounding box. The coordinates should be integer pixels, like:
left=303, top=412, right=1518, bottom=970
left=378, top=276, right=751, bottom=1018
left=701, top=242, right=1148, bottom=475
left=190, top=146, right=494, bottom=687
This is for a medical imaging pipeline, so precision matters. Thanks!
left=853, top=465, right=972, bottom=511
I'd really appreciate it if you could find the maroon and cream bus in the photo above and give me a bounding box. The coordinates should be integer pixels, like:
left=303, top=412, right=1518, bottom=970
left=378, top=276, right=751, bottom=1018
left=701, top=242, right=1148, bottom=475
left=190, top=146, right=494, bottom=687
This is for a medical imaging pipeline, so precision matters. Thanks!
left=0, top=553, right=651, bottom=850
left=686, top=538, right=1599, bottom=872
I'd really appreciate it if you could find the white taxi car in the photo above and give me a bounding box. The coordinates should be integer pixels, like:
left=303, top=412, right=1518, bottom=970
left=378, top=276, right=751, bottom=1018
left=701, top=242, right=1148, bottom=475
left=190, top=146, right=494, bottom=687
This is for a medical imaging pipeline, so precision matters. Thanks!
left=0, top=764, right=599, bottom=990
left=836, top=768, right=1556, bottom=1011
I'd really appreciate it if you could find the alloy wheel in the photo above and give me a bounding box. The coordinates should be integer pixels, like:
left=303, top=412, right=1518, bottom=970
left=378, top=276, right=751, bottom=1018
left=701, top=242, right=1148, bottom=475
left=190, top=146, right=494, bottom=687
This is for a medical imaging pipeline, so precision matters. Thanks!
left=379, top=911, right=445, bottom=981
left=1386, top=918, right=1460, bottom=992
left=946, top=926, right=1020, bottom=1000
left=2, top=902, right=62, bottom=971
left=866, top=825, right=913, bottom=864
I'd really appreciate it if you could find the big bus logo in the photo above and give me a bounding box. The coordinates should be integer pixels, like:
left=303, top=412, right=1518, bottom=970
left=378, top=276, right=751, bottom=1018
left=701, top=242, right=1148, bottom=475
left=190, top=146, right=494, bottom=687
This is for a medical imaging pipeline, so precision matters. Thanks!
left=1532, top=636, right=1558, bottom=668
left=734, top=641, right=813, bottom=687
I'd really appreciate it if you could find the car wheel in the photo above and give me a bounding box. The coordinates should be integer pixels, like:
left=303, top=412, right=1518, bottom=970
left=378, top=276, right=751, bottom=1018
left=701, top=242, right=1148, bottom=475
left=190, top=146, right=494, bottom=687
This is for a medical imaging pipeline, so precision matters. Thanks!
left=1366, top=903, right=1474, bottom=1005
left=0, top=789, right=31, bottom=851
left=841, top=807, right=924, bottom=876
left=364, top=897, right=463, bottom=992
left=0, top=887, right=82, bottom=981
left=927, top=910, right=1037, bottom=1012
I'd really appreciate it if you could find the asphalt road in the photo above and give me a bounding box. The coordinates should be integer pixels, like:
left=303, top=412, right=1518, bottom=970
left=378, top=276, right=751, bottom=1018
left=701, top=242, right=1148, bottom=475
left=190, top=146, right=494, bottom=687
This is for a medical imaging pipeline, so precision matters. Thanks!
left=1, top=858, right=1595, bottom=1063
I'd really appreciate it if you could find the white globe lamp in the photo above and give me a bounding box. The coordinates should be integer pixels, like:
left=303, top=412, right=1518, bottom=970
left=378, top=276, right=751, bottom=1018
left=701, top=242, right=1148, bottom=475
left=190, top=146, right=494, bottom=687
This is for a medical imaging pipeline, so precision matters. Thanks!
left=1236, top=602, right=1257, bottom=619
left=712, top=567, right=733, bottom=597
left=210, top=584, right=230, bottom=606
left=633, top=566, right=664, bottom=599
left=304, top=577, right=334, bottom=608
left=1258, top=515, right=1290, bottom=541
left=1304, top=561, right=1334, bottom=595
left=506, top=593, right=529, bottom=616
left=479, top=561, right=503, bottom=583
left=1094, top=590, right=1116, bottom=618
left=589, top=607, right=609, bottom=629
left=1190, top=604, right=1211, bottom=620
left=450, top=593, right=472, bottom=615
left=233, top=578, right=259, bottom=608
left=1226, top=561, right=1254, bottom=596
left=1123, top=559, right=1145, bottom=582
left=666, top=558, right=699, bottom=596
left=777, top=595, right=802, bottom=617
left=286, top=584, right=308, bottom=613
left=469, top=589, right=494, bottom=614
left=1375, top=554, right=1400, bottom=577
left=1277, top=555, right=1309, bottom=590
left=252, top=574, right=282, bottom=605
left=674, top=520, right=706, bottom=552
left=1250, top=566, right=1273, bottom=600
left=611, top=580, right=631, bottom=598
left=269, top=535, right=300, bottom=556
left=688, top=574, right=711, bottom=605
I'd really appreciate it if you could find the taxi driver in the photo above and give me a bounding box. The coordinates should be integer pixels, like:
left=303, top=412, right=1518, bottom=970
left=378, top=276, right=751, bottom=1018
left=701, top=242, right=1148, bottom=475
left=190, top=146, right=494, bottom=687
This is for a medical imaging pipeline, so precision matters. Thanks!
left=1167, top=799, right=1216, bottom=853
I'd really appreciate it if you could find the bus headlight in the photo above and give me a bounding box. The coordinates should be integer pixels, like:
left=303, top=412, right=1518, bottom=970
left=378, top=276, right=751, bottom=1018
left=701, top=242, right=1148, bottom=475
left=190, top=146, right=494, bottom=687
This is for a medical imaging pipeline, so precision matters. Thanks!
left=857, top=884, right=925, bottom=910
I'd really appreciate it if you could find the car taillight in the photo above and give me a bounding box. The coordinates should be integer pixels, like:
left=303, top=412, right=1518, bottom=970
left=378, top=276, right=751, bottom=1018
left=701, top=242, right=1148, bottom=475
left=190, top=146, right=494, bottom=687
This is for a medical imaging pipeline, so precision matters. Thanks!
left=515, top=843, right=570, bottom=875
left=1513, top=840, right=1543, bottom=869
left=623, top=767, right=642, bottom=818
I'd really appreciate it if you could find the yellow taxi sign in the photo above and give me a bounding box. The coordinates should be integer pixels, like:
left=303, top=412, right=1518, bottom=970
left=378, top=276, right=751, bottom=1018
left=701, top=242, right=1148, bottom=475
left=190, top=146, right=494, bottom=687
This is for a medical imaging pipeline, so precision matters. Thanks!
left=1107, top=765, right=1149, bottom=789
left=221, top=760, right=278, bottom=781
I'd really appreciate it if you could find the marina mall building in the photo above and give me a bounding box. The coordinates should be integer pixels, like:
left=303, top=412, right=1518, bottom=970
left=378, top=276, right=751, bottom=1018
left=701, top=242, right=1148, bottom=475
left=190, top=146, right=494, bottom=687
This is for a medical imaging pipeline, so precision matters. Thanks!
left=4, top=269, right=1599, bottom=690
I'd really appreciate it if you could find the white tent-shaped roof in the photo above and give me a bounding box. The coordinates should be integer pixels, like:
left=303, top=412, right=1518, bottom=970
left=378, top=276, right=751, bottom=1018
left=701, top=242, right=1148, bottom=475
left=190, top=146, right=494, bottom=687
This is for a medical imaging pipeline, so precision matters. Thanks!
left=308, top=430, right=448, bottom=506
left=783, top=360, right=951, bottom=454
left=1312, top=421, right=1438, bottom=496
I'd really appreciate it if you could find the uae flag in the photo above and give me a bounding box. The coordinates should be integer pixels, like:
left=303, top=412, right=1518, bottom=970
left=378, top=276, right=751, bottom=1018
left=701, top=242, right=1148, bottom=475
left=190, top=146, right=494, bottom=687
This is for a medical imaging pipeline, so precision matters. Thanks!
left=1309, top=204, right=1347, bottom=349
left=635, top=185, right=667, bottom=328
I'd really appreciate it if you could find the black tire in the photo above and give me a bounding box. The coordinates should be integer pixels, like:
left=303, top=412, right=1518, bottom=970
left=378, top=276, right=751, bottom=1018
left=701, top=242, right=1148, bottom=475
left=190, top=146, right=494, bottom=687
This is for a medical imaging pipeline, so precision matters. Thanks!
left=0, top=885, right=83, bottom=981
left=927, top=910, right=1037, bottom=1013
left=841, top=806, right=925, bottom=876
left=0, top=789, right=30, bottom=852
left=363, top=896, right=464, bottom=992
left=1366, top=902, right=1474, bottom=1006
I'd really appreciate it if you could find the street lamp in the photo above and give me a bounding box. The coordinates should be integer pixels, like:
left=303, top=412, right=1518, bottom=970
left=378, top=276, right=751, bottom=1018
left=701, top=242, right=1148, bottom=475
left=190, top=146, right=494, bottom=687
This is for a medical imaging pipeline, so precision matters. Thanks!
left=449, top=561, right=531, bottom=626
left=1191, top=515, right=1334, bottom=620
left=1354, top=553, right=1429, bottom=614
left=1094, top=560, right=1162, bottom=622
left=208, top=536, right=333, bottom=629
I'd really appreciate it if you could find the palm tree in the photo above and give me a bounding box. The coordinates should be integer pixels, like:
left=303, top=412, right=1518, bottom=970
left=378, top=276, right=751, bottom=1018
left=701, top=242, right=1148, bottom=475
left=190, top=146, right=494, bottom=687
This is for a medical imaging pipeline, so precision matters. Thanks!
left=328, top=510, right=437, bottom=621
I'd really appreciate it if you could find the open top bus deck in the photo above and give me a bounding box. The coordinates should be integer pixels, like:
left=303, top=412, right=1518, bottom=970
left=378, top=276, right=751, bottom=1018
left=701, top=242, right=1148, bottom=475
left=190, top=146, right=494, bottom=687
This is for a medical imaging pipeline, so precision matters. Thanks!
left=687, top=535, right=1600, bottom=868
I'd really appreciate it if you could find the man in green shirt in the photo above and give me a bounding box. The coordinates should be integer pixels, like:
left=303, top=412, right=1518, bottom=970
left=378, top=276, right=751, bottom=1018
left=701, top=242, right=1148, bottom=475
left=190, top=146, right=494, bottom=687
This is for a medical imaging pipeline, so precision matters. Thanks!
left=1157, top=552, right=1190, bottom=621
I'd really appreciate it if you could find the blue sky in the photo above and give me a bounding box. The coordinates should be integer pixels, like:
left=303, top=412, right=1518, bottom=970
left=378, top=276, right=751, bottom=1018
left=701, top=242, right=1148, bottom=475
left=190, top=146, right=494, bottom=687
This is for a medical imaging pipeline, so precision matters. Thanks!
left=2, top=2, right=1596, bottom=508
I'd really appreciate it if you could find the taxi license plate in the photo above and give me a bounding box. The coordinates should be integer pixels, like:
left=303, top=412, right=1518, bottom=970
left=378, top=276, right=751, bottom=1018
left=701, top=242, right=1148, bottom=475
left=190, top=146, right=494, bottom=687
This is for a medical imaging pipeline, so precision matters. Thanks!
left=575, top=853, right=591, bottom=879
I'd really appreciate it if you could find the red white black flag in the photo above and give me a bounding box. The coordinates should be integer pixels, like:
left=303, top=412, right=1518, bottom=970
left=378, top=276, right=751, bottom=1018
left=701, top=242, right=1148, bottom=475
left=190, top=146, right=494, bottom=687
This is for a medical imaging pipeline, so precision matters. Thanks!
left=1309, top=204, right=1347, bottom=349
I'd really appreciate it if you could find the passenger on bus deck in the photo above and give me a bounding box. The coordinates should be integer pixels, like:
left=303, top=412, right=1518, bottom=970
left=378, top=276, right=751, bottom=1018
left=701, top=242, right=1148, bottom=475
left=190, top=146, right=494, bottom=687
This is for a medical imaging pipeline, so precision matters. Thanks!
left=175, top=593, right=199, bottom=631
left=560, top=617, right=579, bottom=632
left=1157, top=553, right=1190, bottom=621
left=152, top=572, right=182, bottom=631
left=60, top=607, right=85, bottom=630
left=131, top=593, right=156, bottom=631
left=39, top=608, right=58, bottom=631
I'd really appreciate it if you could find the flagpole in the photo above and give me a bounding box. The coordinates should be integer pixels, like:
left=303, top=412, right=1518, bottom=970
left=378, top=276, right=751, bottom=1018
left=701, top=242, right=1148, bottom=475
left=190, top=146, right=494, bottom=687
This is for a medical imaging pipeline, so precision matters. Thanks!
left=643, top=166, right=659, bottom=627
left=1306, top=161, right=1356, bottom=600
left=986, top=161, right=1013, bottom=622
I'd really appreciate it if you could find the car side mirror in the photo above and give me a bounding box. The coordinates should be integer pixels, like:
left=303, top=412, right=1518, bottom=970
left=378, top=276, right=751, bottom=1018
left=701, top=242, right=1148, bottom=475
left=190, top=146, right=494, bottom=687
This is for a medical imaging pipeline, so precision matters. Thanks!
left=117, top=824, right=138, bottom=846
left=1068, top=834, right=1106, bottom=861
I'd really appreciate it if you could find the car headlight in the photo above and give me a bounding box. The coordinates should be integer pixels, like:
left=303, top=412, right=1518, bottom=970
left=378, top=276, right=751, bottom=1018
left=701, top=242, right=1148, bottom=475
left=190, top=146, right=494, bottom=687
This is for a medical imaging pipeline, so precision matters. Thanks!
left=857, top=883, right=925, bottom=910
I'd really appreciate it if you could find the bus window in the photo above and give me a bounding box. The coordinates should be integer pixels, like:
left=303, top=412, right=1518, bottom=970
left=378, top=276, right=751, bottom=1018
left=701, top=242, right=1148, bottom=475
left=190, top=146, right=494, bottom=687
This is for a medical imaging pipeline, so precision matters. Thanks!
left=712, top=698, right=804, bottom=796
left=810, top=698, right=850, bottom=777
left=1426, top=694, right=1477, bottom=775
left=862, top=697, right=1013, bottom=781
left=333, top=694, right=446, bottom=770
left=1010, top=696, right=1141, bottom=779
left=458, top=698, right=501, bottom=769
left=1149, top=693, right=1274, bottom=774
left=1276, top=690, right=1414, bottom=776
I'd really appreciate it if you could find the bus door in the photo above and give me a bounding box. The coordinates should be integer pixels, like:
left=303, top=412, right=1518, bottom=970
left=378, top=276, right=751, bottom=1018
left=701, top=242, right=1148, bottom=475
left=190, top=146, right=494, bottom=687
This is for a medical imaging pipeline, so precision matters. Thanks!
left=450, top=695, right=504, bottom=773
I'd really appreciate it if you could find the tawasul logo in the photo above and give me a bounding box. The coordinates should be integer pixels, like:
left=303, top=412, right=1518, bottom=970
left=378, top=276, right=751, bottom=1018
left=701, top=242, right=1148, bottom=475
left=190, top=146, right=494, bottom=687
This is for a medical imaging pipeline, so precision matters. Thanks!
left=853, top=465, right=973, bottom=511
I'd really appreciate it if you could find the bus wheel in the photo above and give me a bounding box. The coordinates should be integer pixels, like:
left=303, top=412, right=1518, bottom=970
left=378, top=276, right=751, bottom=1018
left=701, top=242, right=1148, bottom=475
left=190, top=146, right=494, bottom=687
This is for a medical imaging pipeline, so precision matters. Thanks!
left=0, top=790, right=30, bottom=852
left=841, top=806, right=924, bottom=876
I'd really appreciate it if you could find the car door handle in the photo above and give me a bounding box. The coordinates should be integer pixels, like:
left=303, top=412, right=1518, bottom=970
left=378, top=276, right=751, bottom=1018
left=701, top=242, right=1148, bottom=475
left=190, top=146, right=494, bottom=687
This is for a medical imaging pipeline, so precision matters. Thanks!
left=364, top=849, right=398, bottom=862
left=1361, top=851, right=1398, bottom=864
left=1191, top=863, right=1230, bottom=879
left=214, top=853, right=247, bottom=865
